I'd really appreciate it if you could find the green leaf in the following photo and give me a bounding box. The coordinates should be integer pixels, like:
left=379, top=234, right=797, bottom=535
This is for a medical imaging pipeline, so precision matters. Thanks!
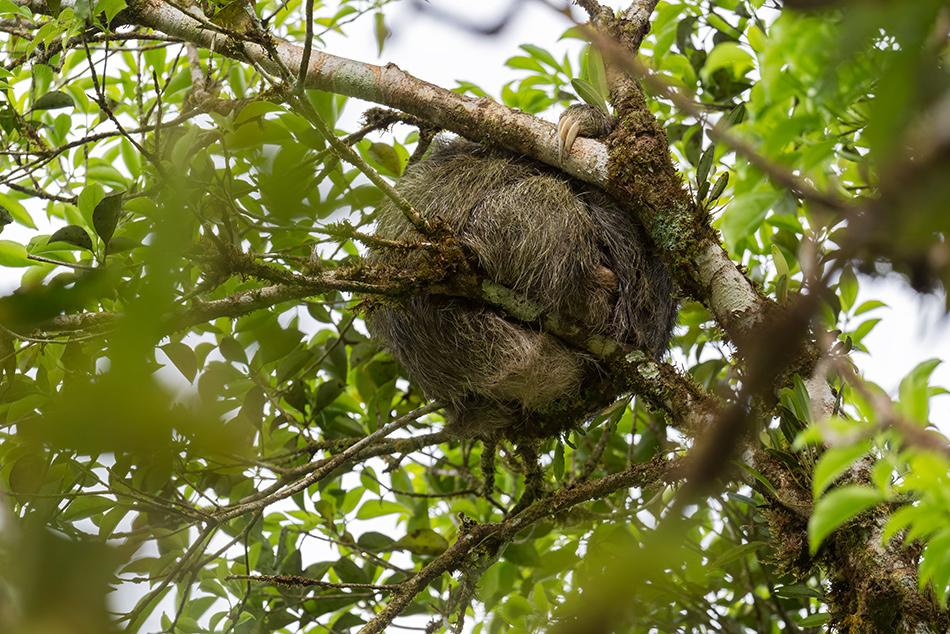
left=0, top=240, right=31, bottom=267
left=812, top=443, right=868, bottom=498
left=718, top=191, right=780, bottom=252
left=106, top=236, right=140, bottom=255
left=552, top=441, right=565, bottom=480
left=793, top=374, right=813, bottom=425
left=520, top=44, right=560, bottom=71
left=701, top=42, right=754, bottom=81
left=32, top=90, right=74, bottom=111
left=919, top=531, right=950, bottom=604
left=571, top=78, right=608, bottom=113
left=708, top=172, right=728, bottom=202
left=898, top=359, right=942, bottom=424
left=333, top=557, right=367, bottom=584
left=839, top=266, right=858, bottom=312
left=218, top=336, right=247, bottom=365
left=798, top=613, right=830, bottom=627
left=357, top=531, right=393, bottom=551
left=697, top=145, right=715, bottom=186
left=62, top=495, right=116, bottom=521
left=771, top=244, right=790, bottom=280
left=360, top=467, right=380, bottom=495
left=160, top=342, right=198, bottom=383
left=809, top=486, right=884, bottom=554
left=355, top=500, right=405, bottom=520
left=775, top=585, right=823, bottom=599
left=0, top=193, right=35, bottom=229
left=48, top=225, right=93, bottom=251
left=95, top=0, right=126, bottom=22
left=881, top=503, right=920, bottom=545
left=373, top=11, right=389, bottom=56
left=854, top=299, right=887, bottom=315
left=733, top=461, right=778, bottom=498
left=709, top=541, right=767, bottom=570
left=726, top=492, right=758, bottom=506
left=367, top=142, right=402, bottom=176
left=92, top=193, right=123, bottom=242
left=584, top=44, right=607, bottom=99
left=501, top=595, right=534, bottom=623
left=392, top=528, right=449, bottom=556
left=78, top=183, right=105, bottom=218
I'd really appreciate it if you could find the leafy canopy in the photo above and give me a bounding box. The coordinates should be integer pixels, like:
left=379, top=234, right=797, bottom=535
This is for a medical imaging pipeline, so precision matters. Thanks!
left=1, top=1, right=950, bottom=633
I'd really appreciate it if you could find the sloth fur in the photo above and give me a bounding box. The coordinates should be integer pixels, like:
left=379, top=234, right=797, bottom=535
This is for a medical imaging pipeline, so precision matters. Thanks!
left=367, top=124, right=677, bottom=437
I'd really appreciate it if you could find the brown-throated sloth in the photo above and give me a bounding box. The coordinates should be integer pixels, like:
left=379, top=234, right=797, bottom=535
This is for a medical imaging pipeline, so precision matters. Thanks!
left=367, top=106, right=677, bottom=437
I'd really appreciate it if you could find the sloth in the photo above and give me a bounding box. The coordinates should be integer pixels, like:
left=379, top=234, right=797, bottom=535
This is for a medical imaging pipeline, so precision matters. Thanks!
left=366, top=105, right=677, bottom=437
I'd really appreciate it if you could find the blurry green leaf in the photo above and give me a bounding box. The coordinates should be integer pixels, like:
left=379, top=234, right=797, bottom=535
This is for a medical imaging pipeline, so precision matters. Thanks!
left=701, top=42, right=754, bottom=81
left=775, top=585, right=823, bottom=599
left=333, top=557, right=367, bottom=584
left=501, top=595, right=533, bottom=623
left=771, top=244, right=790, bottom=280
left=9, top=453, right=45, bottom=497
left=881, top=504, right=920, bottom=544
left=503, top=542, right=542, bottom=567
left=697, top=145, right=715, bottom=186
left=234, top=101, right=284, bottom=126
left=367, top=142, right=402, bottom=175
left=355, top=500, right=405, bottom=520
left=160, top=342, right=198, bottom=383
left=373, top=11, right=389, bottom=55
left=0, top=193, right=35, bottom=228
left=812, top=443, right=868, bottom=498
left=96, top=0, right=126, bottom=23
left=357, top=531, right=393, bottom=550
left=919, top=531, right=950, bottom=605
left=360, top=466, right=380, bottom=495
left=809, top=486, right=884, bottom=554
left=32, top=90, right=74, bottom=111
left=709, top=541, right=767, bottom=570
left=718, top=191, right=780, bottom=252
left=552, top=440, right=565, bottom=480
left=854, top=300, right=887, bottom=315
left=708, top=172, right=728, bottom=202
left=392, top=528, right=448, bottom=557
left=898, top=359, right=942, bottom=424
left=793, top=374, right=813, bottom=425
left=839, top=266, right=858, bottom=313
left=798, top=613, right=830, bottom=627
left=62, top=495, right=116, bottom=521
left=0, top=240, right=31, bottom=267
left=520, top=44, right=559, bottom=71
left=106, top=236, right=141, bottom=255
left=218, top=336, right=247, bottom=365
left=733, top=461, right=778, bottom=498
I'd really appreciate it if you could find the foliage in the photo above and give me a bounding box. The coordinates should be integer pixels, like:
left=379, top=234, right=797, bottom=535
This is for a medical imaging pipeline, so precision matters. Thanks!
left=1, top=0, right=950, bottom=633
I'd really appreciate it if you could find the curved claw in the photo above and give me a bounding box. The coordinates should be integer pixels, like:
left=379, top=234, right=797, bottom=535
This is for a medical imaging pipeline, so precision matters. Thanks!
left=557, top=104, right=614, bottom=164
left=557, top=117, right=582, bottom=163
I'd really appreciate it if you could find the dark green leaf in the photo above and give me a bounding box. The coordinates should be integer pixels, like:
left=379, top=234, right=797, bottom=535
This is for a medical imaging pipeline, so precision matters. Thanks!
left=92, top=193, right=123, bottom=242
left=160, top=342, right=198, bottom=383
left=32, top=91, right=74, bottom=111
left=48, top=225, right=93, bottom=251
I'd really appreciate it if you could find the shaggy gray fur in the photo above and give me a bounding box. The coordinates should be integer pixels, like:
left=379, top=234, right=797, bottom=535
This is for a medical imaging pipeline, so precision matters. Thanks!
left=367, top=138, right=677, bottom=436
